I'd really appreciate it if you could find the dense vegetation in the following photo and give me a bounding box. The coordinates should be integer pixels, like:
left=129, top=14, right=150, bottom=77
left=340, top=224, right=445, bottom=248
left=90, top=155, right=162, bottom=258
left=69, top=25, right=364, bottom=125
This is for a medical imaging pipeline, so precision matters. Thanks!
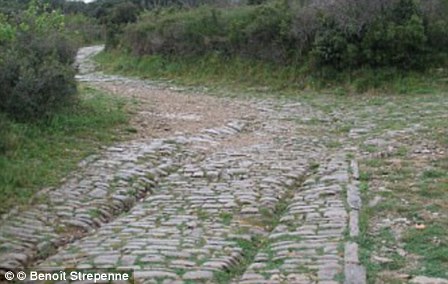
left=0, top=0, right=78, bottom=121
left=0, top=0, right=130, bottom=213
left=119, top=0, right=448, bottom=73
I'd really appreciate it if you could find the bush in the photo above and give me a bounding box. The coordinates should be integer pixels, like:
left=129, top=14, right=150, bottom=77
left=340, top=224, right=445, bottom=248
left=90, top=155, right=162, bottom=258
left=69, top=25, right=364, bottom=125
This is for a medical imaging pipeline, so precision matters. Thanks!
left=0, top=0, right=78, bottom=121
left=118, top=0, right=447, bottom=73
left=123, top=5, right=294, bottom=62
left=422, top=0, right=448, bottom=63
left=103, top=1, right=140, bottom=50
left=123, top=7, right=229, bottom=56
left=0, top=114, right=16, bottom=154
left=308, top=0, right=430, bottom=70
left=230, top=4, right=293, bottom=62
left=64, top=14, right=105, bottom=45
left=0, top=46, right=77, bottom=121
left=362, top=0, right=428, bottom=69
left=309, top=17, right=353, bottom=70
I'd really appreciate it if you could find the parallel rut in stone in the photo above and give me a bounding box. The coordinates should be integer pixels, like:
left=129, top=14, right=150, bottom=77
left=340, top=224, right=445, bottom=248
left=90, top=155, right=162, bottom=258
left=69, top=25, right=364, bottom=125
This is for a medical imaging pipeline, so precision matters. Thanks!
left=237, top=154, right=350, bottom=284
left=1, top=46, right=366, bottom=284
left=38, top=130, right=320, bottom=283
left=0, top=121, right=246, bottom=272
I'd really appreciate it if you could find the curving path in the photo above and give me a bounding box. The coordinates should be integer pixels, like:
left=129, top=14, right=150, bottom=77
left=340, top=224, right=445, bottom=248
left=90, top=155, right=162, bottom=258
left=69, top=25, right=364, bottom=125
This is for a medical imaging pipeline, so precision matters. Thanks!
left=0, top=46, right=365, bottom=284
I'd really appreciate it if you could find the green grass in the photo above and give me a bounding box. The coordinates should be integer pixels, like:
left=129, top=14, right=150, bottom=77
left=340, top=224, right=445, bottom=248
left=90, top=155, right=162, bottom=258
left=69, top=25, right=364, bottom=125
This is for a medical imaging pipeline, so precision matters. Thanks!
left=403, top=225, right=448, bottom=277
left=214, top=237, right=263, bottom=283
left=359, top=153, right=448, bottom=281
left=0, top=85, right=130, bottom=215
left=95, top=50, right=448, bottom=96
left=219, top=211, right=233, bottom=226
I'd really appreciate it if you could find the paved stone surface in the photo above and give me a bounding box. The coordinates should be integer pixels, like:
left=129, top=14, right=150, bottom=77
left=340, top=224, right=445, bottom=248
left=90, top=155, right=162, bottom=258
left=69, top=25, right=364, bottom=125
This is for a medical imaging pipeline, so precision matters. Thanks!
left=238, top=154, right=350, bottom=284
left=0, top=46, right=366, bottom=283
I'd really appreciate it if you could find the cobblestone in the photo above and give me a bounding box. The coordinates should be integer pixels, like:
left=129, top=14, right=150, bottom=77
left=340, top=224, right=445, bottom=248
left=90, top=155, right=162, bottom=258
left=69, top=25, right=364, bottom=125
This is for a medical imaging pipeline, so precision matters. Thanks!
left=0, top=46, right=366, bottom=283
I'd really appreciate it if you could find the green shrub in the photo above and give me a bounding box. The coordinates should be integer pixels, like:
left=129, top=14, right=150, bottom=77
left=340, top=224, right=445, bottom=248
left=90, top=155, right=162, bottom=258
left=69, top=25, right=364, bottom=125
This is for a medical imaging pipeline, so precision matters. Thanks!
left=123, top=5, right=294, bottom=62
left=0, top=114, right=16, bottom=154
left=117, top=0, right=447, bottom=75
left=103, top=1, right=140, bottom=50
left=310, top=17, right=353, bottom=70
left=423, top=0, right=448, bottom=63
left=0, top=13, right=15, bottom=43
left=362, top=0, right=428, bottom=69
left=0, top=38, right=77, bottom=121
left=64, top=14, right=104, bottom=45
left=231, top=4, right=294, bottom=62
left=123, top=7, right=229, bottom=56
left=0, top=0, right=77, bottom=121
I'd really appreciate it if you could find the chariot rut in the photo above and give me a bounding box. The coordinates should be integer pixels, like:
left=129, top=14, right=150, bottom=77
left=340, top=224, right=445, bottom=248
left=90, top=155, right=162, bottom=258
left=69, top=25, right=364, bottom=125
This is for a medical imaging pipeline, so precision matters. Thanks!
left=0, top=46, right=366, bottom=284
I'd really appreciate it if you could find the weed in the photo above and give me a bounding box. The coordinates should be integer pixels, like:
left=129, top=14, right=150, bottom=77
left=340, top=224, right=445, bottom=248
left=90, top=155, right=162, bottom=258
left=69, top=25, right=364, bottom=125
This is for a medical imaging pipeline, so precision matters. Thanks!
left=219, top=211, right=233, bottom=226
left=402, top=225, right=448, bottom=277
left=214, top=236, right=264, bottom=284
left=88, top=208, right=102, bottom=218
left=195, top=208, right=210, bottom=221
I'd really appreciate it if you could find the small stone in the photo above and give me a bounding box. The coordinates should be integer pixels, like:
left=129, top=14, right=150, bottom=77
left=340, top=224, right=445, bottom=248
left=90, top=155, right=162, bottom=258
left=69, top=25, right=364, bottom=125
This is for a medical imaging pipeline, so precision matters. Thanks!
left=183, top=270, right=214, bottom=280
left=410, top=276, right=448, bottom=284
left=94, top=254, right=120, bottom=265
left=241, top=207, right=259, bottom=214
left=192, top=171, right=204, bottom=178
left=372, top=255, right=393, bottom=264
left=89, top=188, right=108, bottom=198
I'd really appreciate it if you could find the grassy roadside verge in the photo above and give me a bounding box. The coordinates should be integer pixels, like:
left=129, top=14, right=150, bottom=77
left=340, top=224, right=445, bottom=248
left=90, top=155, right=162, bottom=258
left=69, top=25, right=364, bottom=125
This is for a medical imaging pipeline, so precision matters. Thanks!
left=95, top=50, right=447, bottom=96
left=350, top=94, right=448, bottom=282
left=0, top=85, right=131, bottom=215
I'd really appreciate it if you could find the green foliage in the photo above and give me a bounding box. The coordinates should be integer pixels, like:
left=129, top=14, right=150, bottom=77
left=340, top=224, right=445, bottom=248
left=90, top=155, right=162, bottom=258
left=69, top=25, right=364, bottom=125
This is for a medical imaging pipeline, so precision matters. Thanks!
left=0, top=47, right=77, bottom=121
left=310, top=17, right=353, bottom=70
left=123, top=7, right=224, bottom=56
left=310, top=0, right=430, bottom=70
left=0, top=114, right=17, bottom=155
left=232, top=4, right=293, bottom=62
left=97, top=48, right=448, bottom=95
left=0, top=86, right=130, bottom=214
left=0, top=0, right=77, bottom=121
left=118, top=0, right=448, bottom=75
left=0, top=13, right=16, bottom=43
left=362, top=0, right=427, bottom=69
left=64, top=13, right=104, bottom=45
left=20, top=0, right=65, bottom=34
left=123, top=4, right=295, bottom=62
left=102, top=1, right=140, bottom=50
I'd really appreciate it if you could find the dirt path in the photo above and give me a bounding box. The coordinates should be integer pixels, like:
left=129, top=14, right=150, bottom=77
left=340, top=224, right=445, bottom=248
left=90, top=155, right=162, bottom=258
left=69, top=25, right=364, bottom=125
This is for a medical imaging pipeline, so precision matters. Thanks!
left=4, top=46, right=446, bottom=284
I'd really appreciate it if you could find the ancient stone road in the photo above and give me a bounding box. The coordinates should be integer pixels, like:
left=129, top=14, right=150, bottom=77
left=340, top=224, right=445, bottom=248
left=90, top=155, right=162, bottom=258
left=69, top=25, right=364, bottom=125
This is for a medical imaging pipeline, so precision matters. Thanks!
left=0, top=46, right=365, bottom=283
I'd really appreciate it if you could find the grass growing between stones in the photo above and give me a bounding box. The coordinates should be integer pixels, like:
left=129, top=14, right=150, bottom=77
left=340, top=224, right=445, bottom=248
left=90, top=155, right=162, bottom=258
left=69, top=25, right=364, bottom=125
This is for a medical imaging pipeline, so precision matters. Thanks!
left=214, top=236, right=264, bottom=284
left=93, top=45, right=448, bottom=282
left=354, top=93, right=448, bottom=282
left=0, top=85, right=131, bottom=215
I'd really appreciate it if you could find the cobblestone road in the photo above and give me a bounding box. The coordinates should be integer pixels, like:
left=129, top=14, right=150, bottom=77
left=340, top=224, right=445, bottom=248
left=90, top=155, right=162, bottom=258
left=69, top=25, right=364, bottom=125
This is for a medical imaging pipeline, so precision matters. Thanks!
left=0, top=46, right=365, bottom=284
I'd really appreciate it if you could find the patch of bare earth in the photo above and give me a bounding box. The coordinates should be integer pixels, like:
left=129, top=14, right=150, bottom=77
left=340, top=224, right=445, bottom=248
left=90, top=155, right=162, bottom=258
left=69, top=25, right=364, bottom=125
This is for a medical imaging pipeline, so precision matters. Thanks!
left=91, top=82, right=257, bottom=139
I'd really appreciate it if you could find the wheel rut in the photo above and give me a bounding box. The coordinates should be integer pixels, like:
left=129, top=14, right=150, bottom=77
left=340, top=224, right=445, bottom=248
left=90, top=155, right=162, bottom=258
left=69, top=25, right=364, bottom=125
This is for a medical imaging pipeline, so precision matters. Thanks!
left=0, top=46, right=366, bottom=284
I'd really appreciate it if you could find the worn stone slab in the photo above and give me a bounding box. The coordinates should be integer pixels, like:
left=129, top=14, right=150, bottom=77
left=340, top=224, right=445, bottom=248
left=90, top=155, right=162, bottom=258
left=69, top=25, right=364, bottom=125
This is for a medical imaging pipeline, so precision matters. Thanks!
left=344, top=263, right=366, bottom=284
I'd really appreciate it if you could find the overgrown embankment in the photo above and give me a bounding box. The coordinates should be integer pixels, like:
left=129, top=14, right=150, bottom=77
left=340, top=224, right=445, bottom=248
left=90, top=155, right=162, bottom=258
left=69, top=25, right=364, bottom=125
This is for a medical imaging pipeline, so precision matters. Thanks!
left=101, top=0, right=448, bottom=92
